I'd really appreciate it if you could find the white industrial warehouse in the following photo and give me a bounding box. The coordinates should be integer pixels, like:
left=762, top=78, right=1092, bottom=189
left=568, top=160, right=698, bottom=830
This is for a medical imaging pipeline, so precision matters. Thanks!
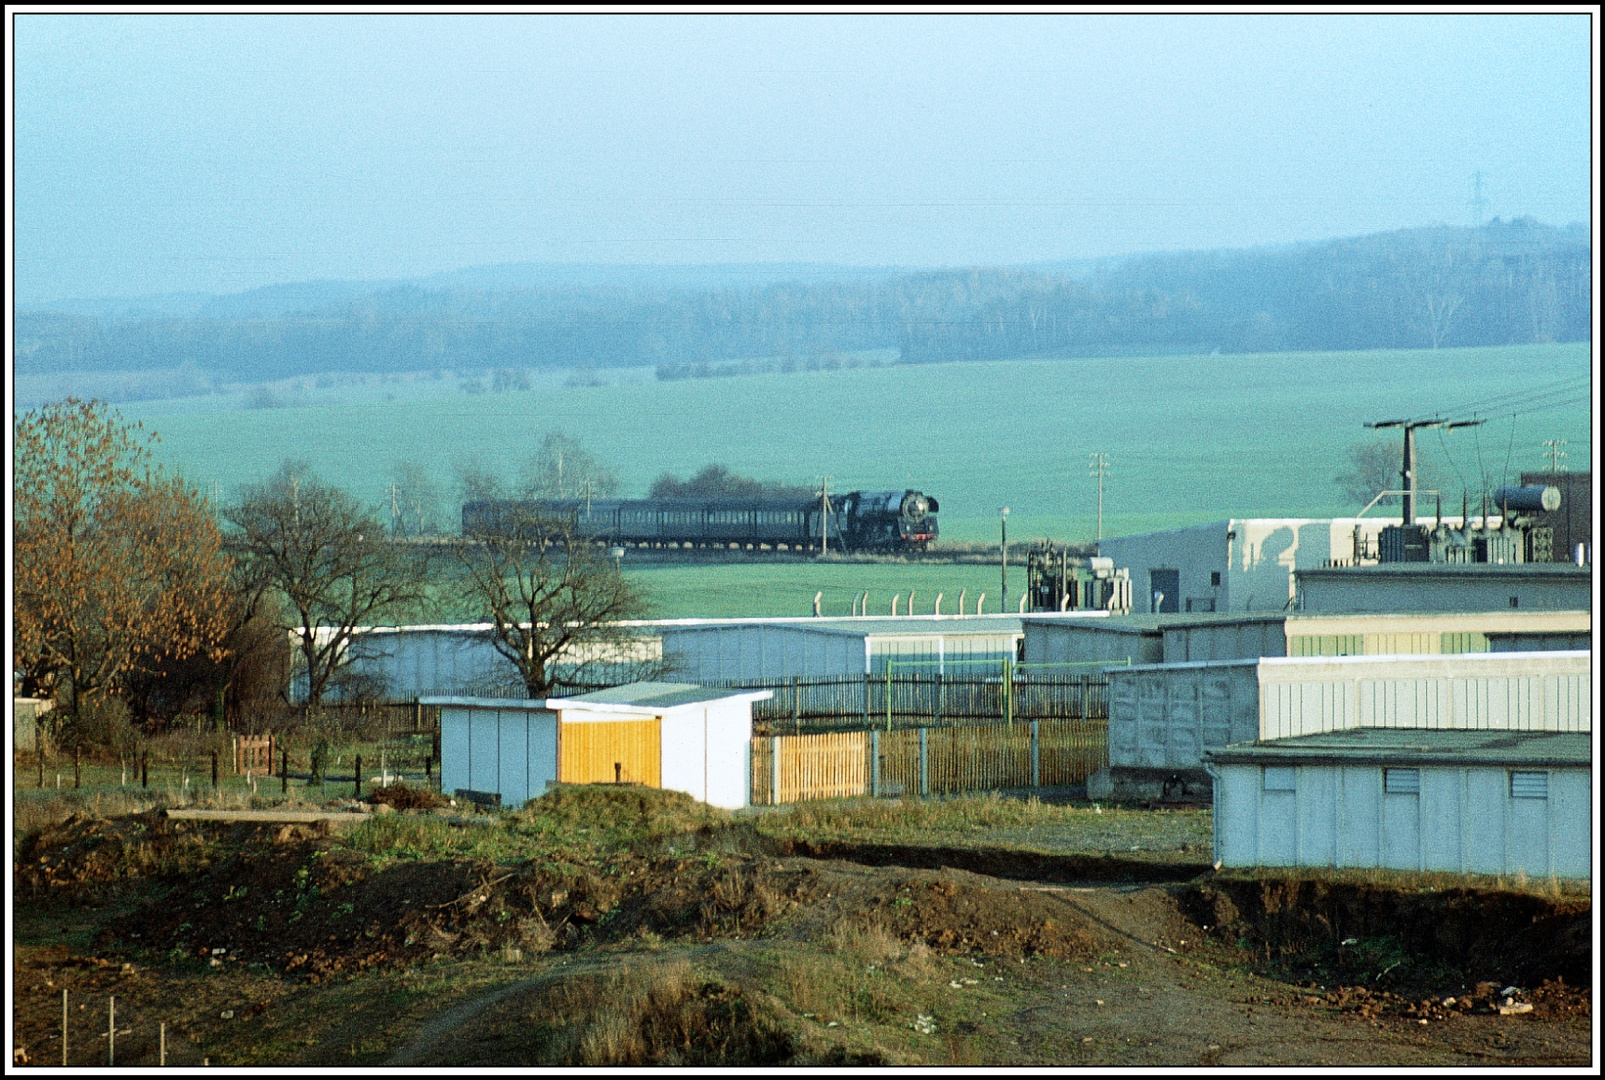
left=1207, top=729, right=1591, bottom=880
left=427, top=683, right=770, bottom=810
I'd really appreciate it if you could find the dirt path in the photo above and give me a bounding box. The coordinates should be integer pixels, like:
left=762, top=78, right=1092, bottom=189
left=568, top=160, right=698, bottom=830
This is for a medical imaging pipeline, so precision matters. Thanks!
left=373, top=872, right=1590, bottom=1068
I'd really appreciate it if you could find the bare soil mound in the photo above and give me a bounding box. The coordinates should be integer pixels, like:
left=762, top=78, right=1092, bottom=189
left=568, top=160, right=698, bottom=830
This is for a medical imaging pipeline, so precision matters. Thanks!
left=1176, top=876, right=1592, bottom=1017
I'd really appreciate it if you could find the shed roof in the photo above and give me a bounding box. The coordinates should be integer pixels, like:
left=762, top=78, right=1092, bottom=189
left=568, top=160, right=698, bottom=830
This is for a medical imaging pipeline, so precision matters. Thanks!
left=1207, top=729, right=1591, bottom=768
left=546, top=681, right=773, bottom=713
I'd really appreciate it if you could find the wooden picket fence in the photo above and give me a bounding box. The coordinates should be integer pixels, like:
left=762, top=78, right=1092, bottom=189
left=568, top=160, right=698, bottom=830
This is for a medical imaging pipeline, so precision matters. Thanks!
left=232, top=734, right=277, bottom=775
left=750, top=717, right=1106, bottom=806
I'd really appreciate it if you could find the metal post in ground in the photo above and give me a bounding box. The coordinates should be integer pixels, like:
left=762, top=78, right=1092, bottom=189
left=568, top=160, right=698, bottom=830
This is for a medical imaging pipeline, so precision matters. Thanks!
left=919, top=727, right=929, bottom=797
left=38, top=749, right=45, bottom=789
left=141, top=750, right=149, bottom=789
left=1030, top=721, right=1041, bottom=787
left=870, top=730, right=881, bottom=798
left=354, top=755, right=362, bottom=798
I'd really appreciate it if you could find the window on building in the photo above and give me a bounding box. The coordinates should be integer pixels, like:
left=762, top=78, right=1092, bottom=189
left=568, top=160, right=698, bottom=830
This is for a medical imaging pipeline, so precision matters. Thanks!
left=1509, top=596, right=1519, bottom=608
left=1262, top=766, right=1296, bottom=792
left=1510, top=771, right=1549, bottom=799
left=1384, top=767, right=1420, bottom=794
left=1210, top=572, right=1221, bottom=587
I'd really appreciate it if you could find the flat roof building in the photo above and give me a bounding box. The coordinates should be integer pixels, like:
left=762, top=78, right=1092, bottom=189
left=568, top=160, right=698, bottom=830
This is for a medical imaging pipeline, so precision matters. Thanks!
left=1022, top=609, right=1591, bottom=667
left=1294, top=563, right=1593, bottom=614
left=1206, top=729, right=1590, bottom=880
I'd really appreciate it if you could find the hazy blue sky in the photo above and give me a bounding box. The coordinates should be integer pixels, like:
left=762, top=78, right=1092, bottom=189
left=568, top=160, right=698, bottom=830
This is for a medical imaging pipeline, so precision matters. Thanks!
left=11, top=12, right=1593, bottom=302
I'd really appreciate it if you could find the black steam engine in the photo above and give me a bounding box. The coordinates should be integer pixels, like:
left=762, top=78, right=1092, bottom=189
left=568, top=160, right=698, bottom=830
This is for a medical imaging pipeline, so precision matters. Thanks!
left=462, top=489, right=939, bottom=553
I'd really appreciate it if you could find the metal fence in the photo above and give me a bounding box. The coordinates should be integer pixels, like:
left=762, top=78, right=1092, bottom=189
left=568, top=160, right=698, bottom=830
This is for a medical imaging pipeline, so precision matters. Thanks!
left=713, top=669, right=1112, bottom=734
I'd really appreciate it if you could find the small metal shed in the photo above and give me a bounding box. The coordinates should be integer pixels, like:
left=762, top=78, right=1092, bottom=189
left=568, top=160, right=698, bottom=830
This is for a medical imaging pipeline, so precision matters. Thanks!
left=1206, top=729, right=1591, bottom=880
left=427, top=683, right=771, bottom=811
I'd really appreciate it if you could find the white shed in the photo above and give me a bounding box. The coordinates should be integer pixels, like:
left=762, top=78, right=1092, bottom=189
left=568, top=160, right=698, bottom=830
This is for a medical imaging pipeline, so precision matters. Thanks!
left=427, top=682, right=770, bottom=811
left=1093, top=650, right=1593, bottom=801
left=1207, top=729, right=1591, bottom=880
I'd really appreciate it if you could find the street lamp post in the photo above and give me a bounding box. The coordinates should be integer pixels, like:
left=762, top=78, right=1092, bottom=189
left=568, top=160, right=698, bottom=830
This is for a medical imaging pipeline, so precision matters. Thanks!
left=999, top=507, right=1010, bottom=614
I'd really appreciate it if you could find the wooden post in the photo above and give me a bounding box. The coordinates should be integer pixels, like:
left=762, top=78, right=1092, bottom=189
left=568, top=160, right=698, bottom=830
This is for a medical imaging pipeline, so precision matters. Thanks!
left=918, top=727, right=929, bottom=797
left=231, top=736, right=239, bottom=775
left=354, top=754, right=362, bottom=797
left=108, top=995, right=115, bottom=1066
left=141, top=751, right=149, bottom=789
left=160, top=1022, right=166, bottom=1066
left=281, top=748, right=289, bottom=795
left=770, top=736, right=782, bottom=806
left=1030, top=720, right=1041, bottom=788
left=74, top=748, right=81, bottom=788
left=62, top=989, right=68, bottom=1066
left=414, top=699, right=423, bottom=733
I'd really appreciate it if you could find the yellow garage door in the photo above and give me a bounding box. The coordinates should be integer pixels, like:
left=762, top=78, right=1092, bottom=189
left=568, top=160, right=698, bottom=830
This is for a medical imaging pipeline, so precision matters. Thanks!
left=559, top=718, right=661, bottom=787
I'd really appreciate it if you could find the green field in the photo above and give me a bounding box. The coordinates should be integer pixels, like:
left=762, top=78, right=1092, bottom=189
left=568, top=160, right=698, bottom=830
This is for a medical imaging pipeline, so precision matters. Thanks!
left=92, top=343, right=1593, bottom=618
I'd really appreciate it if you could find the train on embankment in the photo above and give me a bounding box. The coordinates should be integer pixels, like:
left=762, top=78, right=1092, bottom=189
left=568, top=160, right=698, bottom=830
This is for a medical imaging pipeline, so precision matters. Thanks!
left=462, top=490, right=939, bottom=553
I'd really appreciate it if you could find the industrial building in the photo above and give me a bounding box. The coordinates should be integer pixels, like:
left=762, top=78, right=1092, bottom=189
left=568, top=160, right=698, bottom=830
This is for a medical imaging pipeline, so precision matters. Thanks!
left=1206, top=729, right=1591, bottom=880
left=428, top=682, right=770, bottom=810
left=1095, top=517, right=1429, bottom=615
left=658, top=612, right=1106, bottom=682
left=1519, top=470, right=1593, bottom=564
left=1091, top=650, right=1591, bottom=801
left=1294, top=563, right=1593, bottom=614
left=1021, top=609, right=1592, bottom=667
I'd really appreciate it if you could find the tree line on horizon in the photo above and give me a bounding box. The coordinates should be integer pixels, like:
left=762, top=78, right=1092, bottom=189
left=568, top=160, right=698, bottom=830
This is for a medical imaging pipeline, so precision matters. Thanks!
left=15, top=220, right=1590, bottom=384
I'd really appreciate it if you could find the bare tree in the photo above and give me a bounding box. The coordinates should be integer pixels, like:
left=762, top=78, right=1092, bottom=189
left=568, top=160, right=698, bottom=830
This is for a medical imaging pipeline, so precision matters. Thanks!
left=517, top=431, right=621, bottom=500
left=453, top=504, right=650, bottom=697
left=226, top=461, right=429, bottom=709
left=1335, top=439, right=1449, bottom=509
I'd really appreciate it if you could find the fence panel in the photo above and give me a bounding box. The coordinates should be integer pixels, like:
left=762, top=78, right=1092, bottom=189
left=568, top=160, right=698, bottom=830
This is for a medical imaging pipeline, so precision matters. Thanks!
left=758, top=716, right=1109, bottom=805
left=776, top=731, right=868, bottom=803
left=1036, top=718, right=1109, bottom=785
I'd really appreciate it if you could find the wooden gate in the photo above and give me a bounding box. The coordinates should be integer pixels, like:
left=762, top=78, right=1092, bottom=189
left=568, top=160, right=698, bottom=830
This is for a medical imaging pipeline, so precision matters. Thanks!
left=559, top=718, right=661, bottom=787
left=233, top=734, right=276, bottom=775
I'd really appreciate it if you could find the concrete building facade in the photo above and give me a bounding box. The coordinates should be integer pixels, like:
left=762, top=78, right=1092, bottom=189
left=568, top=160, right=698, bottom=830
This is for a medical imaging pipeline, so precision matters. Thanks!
left=1295, top=564, right=1593, bottom=614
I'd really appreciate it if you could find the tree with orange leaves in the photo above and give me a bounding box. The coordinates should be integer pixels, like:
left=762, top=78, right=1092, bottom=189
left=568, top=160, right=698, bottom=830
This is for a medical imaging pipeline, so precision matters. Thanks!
left=13, top=399, right=234, bottom=727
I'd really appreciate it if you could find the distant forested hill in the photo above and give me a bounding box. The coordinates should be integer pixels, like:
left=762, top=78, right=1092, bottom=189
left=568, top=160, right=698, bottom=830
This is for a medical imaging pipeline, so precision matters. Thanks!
left=14, top=220, right=1590, bottom=381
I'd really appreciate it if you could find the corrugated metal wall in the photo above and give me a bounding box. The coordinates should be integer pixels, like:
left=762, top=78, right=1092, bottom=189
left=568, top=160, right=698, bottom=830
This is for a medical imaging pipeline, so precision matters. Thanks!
left=1258, top=653, right=1592, bottom=739
left=438, top=704, right=559, bottom=808
left=1215, top=762, right=1591, bottom=879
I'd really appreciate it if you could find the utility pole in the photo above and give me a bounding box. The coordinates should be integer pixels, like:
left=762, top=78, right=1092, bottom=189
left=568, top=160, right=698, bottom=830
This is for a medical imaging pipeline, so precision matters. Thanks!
left=1469, top=170, right=1488, bottom=227
left=816, top=475, right=832, bottom=556
left=1365, top=416, right=1484, bottom=525
left=998, top=507, right=1010, bottom=613
left=1088, top=453, right=1109, bottom=543
left=1541, top=439, right=1568, bottom=473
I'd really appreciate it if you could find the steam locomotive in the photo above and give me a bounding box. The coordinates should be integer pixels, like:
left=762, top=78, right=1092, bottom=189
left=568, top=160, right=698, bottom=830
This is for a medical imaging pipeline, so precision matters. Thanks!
left=462, top=489, right=939, bottom=553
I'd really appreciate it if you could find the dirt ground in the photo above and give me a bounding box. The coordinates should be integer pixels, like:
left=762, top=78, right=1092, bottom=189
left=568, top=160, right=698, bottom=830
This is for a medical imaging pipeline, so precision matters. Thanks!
left=10, top=804, right=1593, bottom=1067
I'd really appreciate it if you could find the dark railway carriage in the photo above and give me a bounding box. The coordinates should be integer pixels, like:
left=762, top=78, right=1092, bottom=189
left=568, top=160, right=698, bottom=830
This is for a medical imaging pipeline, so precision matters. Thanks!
left=462, top=489, right=939, bottom=553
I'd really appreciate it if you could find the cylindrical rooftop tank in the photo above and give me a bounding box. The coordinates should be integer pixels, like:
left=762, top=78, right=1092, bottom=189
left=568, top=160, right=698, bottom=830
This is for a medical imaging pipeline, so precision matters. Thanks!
left=1492, top=485, right=1561, bottom=514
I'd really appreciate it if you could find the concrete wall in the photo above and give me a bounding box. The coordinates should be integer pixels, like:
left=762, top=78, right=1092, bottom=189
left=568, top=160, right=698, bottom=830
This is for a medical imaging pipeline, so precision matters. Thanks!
left=1022, top=621, right=1163, bottom=666
left=1106, top=661, right=1261, bottom=772
left=1487, top=631, right=1593, bottom=652
left=1161, top=620, right=1288, bottom=662
left=1257, top=652, right=1592, bottom=739
left=1214, top=762, right=1591, bottom=879
left=1099, top=518, right=1406, bottom=616
left=1296, top=568, right=1594, bottom=613
left=438, top=703, right=559, bottom=809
